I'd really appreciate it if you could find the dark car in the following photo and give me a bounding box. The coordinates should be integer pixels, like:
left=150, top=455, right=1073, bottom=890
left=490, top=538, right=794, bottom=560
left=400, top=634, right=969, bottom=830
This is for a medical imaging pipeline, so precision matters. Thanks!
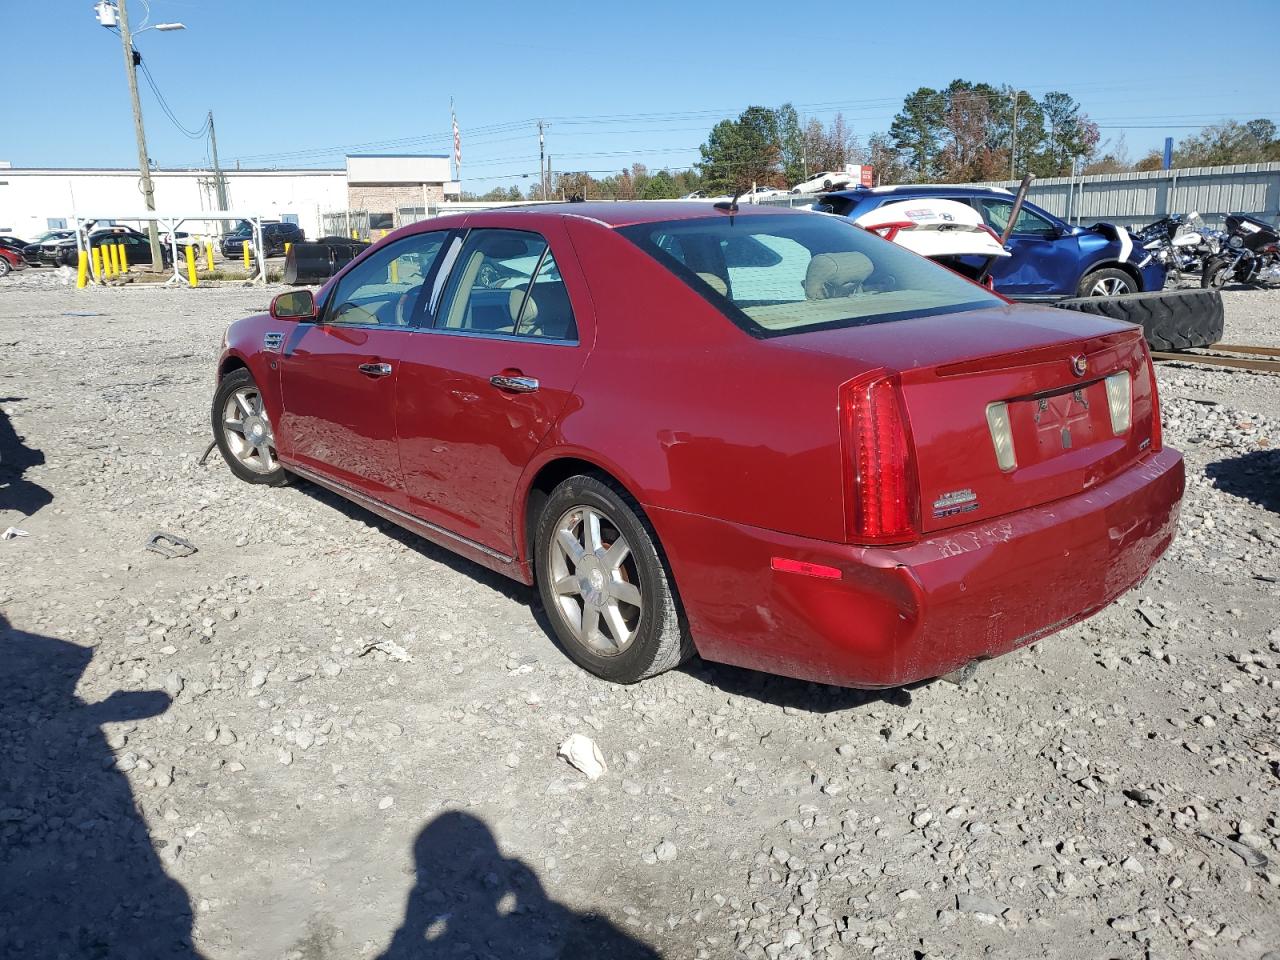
left=0, top=235, right=30, bottom=252
left=822, top=185, right=1167, bottom=300
left=37, top=228, right=173, bottom=268
left=21, top=230, right=75, bottom=266
left=219, top=221, right=304, bottom=260
left=211, top=202, right=1182, bottom=690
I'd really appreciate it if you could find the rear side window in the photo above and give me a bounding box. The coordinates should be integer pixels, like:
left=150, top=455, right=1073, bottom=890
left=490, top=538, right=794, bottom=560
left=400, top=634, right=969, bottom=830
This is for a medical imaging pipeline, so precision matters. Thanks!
left=620, top=213, right=1000, bottom=337
left=434, top=229, right=577, bottom=342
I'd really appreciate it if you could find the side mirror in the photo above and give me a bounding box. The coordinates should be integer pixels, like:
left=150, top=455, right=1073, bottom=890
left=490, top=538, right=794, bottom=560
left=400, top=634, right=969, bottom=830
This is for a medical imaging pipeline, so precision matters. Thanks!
left=270, top=289, right=316, bottom=321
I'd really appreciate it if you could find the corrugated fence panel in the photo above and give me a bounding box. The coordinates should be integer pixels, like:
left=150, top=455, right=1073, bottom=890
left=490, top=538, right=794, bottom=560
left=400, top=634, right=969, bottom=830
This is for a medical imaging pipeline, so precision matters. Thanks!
left=975, top=162, right=1280, bottom=229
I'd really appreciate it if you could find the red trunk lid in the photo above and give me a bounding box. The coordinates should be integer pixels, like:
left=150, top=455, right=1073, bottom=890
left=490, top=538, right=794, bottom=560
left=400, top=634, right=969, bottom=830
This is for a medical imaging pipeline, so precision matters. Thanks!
left=781, top=303, right=1159, bottom=536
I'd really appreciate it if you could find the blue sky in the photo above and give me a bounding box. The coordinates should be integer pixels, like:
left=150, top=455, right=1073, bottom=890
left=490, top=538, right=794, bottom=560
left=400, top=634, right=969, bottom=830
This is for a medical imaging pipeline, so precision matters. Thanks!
left=5, top=0, right=1278, bottom=192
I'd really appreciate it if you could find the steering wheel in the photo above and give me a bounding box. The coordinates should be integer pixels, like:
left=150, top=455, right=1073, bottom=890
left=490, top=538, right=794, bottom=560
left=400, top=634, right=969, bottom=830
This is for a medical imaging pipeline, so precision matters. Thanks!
left=394, top=285, right=423, bottom=326
left=476, top=262, right=503, bottom=288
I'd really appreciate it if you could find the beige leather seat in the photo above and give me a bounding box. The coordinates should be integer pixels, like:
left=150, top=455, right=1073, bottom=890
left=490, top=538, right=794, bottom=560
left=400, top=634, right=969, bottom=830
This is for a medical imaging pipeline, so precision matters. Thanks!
left=804, top=252, right=874, bottom=300
left=696, top=272, right=728, bottom=296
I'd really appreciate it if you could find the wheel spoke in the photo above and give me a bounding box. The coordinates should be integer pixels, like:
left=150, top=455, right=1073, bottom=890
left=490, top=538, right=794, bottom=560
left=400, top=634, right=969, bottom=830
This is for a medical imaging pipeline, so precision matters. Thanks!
left=223, top=418, right=246, bottom=434
left=581, top=606, right=602, bottom=646
left=235, top=392, right=255, bottom=417
left=256, top=444, right=275, bottom=471
left=609, top=578, right=642, bottom=608
left=602, top=604, right=631, bottom=648
left=602, top=538, right=630, bottom=571
left=583, top=509, right=604, bottom=553
left=553, top=575, right=580, bottom=596
left=556, top=528, right=585, bottom=566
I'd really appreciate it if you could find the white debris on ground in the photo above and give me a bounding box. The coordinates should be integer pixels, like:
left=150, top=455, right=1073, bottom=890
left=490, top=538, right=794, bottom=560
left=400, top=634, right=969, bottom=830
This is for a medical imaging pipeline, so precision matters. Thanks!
left=0, top=281, right=1276, bottom=959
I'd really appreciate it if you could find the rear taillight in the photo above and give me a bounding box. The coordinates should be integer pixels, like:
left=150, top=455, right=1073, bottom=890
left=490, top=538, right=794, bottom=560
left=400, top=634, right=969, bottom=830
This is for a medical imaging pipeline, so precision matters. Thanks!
left=866, top=220, right=916, bottom=243
left=1104, top=371, right=1132, bottom=435
left=1146, top=354, right=1163, bottom=452
left=839, top=371, right=918, bottom=542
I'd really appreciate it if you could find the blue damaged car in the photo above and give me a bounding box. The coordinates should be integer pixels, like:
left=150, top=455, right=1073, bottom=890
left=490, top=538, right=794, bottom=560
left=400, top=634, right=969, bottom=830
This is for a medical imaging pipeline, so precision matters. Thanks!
left=821, top=185, right=1166, bottom=301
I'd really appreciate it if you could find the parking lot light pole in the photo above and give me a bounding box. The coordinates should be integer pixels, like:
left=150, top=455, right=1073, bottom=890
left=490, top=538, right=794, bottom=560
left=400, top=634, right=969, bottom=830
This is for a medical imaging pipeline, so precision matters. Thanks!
left=101, top=0, right=183, bottom=271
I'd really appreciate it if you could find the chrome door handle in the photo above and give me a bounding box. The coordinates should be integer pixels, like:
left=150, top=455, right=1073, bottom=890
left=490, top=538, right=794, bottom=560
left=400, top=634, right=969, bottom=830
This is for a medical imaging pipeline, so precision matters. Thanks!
left=358, top=362, right=393, bottom=377
left=490, top=374, right=539, bottom=393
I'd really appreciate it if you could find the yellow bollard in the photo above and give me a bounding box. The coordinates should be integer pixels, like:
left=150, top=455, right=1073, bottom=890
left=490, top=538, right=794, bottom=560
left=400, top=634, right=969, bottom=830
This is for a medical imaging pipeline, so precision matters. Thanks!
left=186, top=244, right=198, bottom=287
left=103, top=245, right=115, bottom=278
left=118, top=242, right=129, bottom=273
left=284, top=241, right=292, bottom=257
left=389, top=258, right=399, bottom=284
left=76, top=250, right=89, bottom=289
left=206, top=239, right=215, bottom=272
left=242, top=239, right=251, bottom=270
left=92, top=246, right=104, bottom=281
left=110, top=243, right=121, bottom=276
left=351, top=229, right=358, bottom=240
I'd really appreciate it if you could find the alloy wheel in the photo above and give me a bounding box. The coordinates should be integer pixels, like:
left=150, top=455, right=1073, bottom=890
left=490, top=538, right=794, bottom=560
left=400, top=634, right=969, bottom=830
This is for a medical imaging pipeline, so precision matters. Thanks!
left=1089, top=276, right=1132, bottom=296
left=221, top=385, right=278, bottom=474
left=547, top=506, right=643, bottom=656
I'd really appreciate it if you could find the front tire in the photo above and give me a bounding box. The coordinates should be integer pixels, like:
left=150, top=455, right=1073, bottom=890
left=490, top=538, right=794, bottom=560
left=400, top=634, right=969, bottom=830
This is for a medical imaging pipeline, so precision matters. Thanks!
left=534, top=475, right=693, bottom=684
left=1077, top=267, right=1136, bottom=298
left=0, top=258, right=10, bottom=278
left=211, top=368, right=289, bottom=485
left=1201, top=256, right=1232, bottom=290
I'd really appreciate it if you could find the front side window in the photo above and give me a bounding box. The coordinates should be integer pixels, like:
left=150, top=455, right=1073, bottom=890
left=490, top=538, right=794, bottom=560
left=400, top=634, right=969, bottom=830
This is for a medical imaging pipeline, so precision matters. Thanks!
left=974, top=199, right=1057, bottom=239
left=620, top=213, right=1000, bottom=337
left=324, top=231, right=448, bottom=327
left=434, top=229, right=576, bottom=341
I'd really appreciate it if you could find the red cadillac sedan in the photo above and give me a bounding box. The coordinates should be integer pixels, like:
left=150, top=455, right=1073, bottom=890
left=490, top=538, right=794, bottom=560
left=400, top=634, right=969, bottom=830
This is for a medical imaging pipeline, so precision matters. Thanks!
left=212, top=202, right=1184, bottom=688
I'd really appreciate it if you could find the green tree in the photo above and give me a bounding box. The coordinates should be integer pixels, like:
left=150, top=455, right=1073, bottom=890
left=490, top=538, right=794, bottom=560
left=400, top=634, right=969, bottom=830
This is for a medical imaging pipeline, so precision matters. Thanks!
left=889, top=87, right=944, bottom=181
left=641, top=169, right=679, bottom=199
left=697, top=105, right=783, bottom=194
left=1037, top=91, right=1099, bottom=176
left=776, top=103, right=806, bottom=186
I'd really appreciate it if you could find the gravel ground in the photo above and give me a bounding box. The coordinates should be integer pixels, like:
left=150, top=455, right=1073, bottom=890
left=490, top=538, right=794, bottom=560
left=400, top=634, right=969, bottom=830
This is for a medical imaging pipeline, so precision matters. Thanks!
left=0, top=278, right=1277, bottom=960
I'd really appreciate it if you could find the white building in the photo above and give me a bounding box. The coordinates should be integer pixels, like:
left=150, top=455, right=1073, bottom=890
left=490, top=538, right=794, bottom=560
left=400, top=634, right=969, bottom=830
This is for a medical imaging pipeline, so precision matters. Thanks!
left=0, top=154, right=460, bottom=241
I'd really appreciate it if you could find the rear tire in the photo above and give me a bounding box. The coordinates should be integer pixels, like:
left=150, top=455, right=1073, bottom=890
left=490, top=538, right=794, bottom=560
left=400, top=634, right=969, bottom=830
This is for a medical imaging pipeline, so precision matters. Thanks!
left=212, top=368, right=290, bottom=486
left=0, top=258, right=10, bottom=278
left=534, top=474, right=693, bottom=684
left=1077, top=267, right=1137, bottom=298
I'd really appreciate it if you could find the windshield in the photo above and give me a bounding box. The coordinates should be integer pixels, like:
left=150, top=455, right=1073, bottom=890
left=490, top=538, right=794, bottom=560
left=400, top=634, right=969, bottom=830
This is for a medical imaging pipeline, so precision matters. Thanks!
left=618, top=213, right=1000, bottom=337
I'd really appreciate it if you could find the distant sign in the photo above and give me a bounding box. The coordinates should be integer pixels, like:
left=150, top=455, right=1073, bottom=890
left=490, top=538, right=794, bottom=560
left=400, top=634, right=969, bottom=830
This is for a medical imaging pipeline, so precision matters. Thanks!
left=843, top=164, right=876, bottom=187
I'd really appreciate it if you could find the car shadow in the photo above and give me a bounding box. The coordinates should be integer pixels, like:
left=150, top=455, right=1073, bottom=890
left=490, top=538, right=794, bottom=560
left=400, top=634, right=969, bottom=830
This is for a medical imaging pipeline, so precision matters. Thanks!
left=0, top=612, right=203, bottom=957
left=683, top=659, right=918, bottom=713
left=1205, top=448, right=1280, bottom=513
left=292, top=478, right=921, bottom=713
left=0, top=399, right=53, bottom=517
left=378, top=810, right=659, bottom=960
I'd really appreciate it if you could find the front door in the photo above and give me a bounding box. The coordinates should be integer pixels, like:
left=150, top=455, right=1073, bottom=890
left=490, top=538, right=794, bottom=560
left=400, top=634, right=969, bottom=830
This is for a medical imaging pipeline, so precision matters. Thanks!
left=967, top=198, right=1075, bottom=297
left=395, top=224, right=592, bottom=556
left=277, top=230, right=450, bottom=508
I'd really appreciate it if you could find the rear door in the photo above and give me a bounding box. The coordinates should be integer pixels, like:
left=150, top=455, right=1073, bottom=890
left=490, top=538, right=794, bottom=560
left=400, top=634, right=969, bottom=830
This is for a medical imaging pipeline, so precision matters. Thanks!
left=277, top=230, right=449, bottom=507
left=968, top=198, right=1078, bottom=297
left=395, top=221, right=593, bottom=555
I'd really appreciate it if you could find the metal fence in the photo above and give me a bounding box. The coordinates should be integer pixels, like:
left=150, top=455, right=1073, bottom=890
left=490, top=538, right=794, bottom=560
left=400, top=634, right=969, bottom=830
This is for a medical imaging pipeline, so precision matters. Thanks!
left=974, top=162, right=1280, bottom=229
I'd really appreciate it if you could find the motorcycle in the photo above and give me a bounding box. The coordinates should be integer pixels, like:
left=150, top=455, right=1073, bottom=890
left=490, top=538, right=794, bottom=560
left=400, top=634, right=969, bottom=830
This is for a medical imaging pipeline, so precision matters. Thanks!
left=1134, top=212, right=1218, bottom=282
left=1201, top=213, right=1280, bottom=289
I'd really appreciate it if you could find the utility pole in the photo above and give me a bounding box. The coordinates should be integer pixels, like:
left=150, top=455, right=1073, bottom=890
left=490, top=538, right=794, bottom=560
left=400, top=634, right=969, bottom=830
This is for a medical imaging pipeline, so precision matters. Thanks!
left=1010, top=90, right=1019, bottom=181
left=116, top=0, right=164, bottom=270
left=208, top=110, right=230, bottom=233
left=538, top=119, right=547, bottom=200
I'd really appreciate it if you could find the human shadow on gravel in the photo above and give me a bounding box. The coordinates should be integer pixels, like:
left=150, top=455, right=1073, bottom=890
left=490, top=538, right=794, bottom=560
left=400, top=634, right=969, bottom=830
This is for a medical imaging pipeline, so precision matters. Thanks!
left=0, top=613, right=202, bottom=958
left=380, top=810, right=659, bottom=960
left=1206, top=448, right=1280, bottom=513
left=0, top=400, right=53, bottom=516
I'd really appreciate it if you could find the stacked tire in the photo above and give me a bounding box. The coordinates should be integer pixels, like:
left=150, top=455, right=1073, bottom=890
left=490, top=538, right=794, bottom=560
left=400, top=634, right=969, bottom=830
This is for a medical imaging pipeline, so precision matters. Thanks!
left=1054, top=288, right=1224, bottom=352
left=284, top=238, right=370, bottom=285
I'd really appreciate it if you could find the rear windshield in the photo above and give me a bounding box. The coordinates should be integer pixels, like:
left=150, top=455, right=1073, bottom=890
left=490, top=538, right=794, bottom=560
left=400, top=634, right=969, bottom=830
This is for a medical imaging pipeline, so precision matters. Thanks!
left=618, top=213, right=999, bottom=337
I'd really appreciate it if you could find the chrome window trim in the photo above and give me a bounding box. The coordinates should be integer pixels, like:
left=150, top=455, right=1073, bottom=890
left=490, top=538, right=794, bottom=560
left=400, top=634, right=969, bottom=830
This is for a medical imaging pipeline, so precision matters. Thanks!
left=409, top=326, right=579, bottom=347
left=427, top=234, right=464, bottom=316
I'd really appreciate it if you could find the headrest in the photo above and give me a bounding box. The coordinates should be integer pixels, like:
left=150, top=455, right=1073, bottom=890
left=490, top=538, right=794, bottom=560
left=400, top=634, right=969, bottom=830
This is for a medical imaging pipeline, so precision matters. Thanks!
left=696, top=272, right=728, bottom=296
left=804, top=252, right=874, bottom=299
left=509, top=286, right=537, bottom=324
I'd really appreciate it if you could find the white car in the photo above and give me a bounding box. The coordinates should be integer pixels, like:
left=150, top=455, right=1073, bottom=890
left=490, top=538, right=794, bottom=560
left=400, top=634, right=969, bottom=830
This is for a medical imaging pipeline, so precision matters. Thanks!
left=738, top=186, right=785, bottom=203
left=790, top=171, right=855, bottom=194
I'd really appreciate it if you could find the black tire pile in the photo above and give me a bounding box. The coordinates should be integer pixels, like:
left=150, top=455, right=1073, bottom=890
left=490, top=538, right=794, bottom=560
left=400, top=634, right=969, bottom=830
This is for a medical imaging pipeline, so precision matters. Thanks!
left=1055, top=289, right=1224, bottom=351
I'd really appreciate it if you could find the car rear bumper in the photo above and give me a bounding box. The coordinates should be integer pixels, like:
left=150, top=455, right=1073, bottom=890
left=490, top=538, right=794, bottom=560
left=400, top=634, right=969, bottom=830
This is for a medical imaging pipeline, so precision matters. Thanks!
left=651, top=447, right=1184, bottom=688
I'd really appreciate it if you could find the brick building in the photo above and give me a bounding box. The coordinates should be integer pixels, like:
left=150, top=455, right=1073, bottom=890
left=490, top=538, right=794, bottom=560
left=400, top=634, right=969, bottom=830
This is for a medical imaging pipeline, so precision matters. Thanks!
left=345, top=154, right=461, bottom=230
